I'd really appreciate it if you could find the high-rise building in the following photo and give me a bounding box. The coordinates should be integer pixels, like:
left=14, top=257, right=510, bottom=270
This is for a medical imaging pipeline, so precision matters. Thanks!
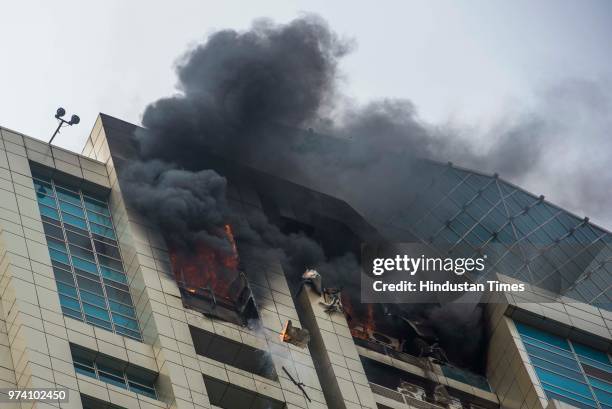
left=0, top=113, right=609, bottom=409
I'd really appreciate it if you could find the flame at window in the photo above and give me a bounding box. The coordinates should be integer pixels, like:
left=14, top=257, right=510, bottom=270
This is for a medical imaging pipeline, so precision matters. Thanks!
left=170, top=224, right=240, bottom=304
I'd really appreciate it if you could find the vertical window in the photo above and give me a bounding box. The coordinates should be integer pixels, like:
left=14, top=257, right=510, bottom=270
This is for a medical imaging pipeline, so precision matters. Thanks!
left=516, top=322, right=612, bottom=409
left=32, top=172, right=141, bottom=341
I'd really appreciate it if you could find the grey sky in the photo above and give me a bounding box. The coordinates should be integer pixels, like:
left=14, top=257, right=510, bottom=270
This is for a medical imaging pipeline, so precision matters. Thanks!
left=1, top=0, right=611, bottom=224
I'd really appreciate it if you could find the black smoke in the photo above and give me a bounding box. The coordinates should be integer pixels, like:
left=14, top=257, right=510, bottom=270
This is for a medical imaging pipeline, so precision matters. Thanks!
left=119, top=14, right=486, bottom=372
left=121, top=14, right=609, bottom=372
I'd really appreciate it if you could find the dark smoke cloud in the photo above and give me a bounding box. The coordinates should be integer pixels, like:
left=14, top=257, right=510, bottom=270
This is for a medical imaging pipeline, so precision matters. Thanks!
left=137, top=15, right=350, bottom=169
left=121, top=160, right=230, bottom=251
left=123, top=14, right=610, bottom=370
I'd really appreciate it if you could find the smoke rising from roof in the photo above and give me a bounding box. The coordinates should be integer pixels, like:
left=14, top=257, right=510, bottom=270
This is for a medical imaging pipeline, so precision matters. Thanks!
left=122, top=14, right=608, bottom=371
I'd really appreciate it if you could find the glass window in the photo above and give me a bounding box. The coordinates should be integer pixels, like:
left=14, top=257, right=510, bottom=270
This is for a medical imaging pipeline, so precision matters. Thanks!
left=49, top=248, right=70, bottom=265
left=59, top=294, right=81, bottom=311
left=80, top=290, right=107, bottom=308
left=56, top=187, right=81, bottom=205
left=517, top=322, right=612, bottom=409
left=32, top=173, right=141, bottom=341
left=38, top=204, right=60, bottom=220
left=47, top=237, right=67, bottom=252
left=72, top=257, right=98, bottom=274
left=109, top=301, right=136, bottom=318
left=128, top=381, right=156, bottom=399
left=59, top=201, right=86, bottom=218
left=43, top=222, right=64, bottom=240
left=53, top=267, right=75, bottom=285
left=62, top=213, right=88, bottom=230
left=83, top=196, right=111, bottom=216
left=112, top=313, right=139, bottom=331
left=97, top=254, right=123, bottom=271
left=57, top=282, right=78, bottom=298
left=100, top=266, right=128, bottom=284
left=69, top=245, right=96, bottom=262
left=87, top=211, right=113, bottom=228
left=70, top=347, right=157, bottom=399
left=105, top=286, right=132, bottom=305
left=66, top=230, right=93, bottom=250
left=33, top=179, right=54, bottom=196
left=90, top=223, right=116, bottom=239
left=37, top=194, right=57, bottom=208
left=94, top=240, right=122, bottom=259
left=83, top=303, right=110, bottom=322
left=76, top=276, right=104, bottom=295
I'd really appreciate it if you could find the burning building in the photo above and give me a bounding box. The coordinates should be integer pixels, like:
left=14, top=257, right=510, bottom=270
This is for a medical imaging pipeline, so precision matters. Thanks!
left=0, top=112, right=609, bottom=409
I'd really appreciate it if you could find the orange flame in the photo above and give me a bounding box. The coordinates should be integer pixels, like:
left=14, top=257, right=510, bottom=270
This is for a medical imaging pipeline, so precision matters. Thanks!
left=170, top=225, right=240, bottom=302
left=342, top=294, right=377, bottom=340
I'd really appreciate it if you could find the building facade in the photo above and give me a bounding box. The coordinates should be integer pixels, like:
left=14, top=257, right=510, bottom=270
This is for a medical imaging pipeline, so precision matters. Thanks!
left=0, top=114, right=608, bottom=409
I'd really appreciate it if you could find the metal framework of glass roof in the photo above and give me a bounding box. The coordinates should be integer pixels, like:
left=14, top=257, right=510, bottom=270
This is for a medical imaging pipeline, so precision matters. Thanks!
left=374, top=160, right=611, bottom=309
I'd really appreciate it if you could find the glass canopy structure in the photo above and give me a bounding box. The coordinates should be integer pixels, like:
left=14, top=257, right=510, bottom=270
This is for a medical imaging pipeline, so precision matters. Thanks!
left=374, top=160, right=611, bottom=309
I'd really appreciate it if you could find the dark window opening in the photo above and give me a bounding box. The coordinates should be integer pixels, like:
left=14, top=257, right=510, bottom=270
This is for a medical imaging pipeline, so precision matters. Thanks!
left=203, top=375, right=286, bottom=409
left=361, top=356, right=497, bottom=409
left=190, top=325, right=277, bottom=381
left=81, top=395, right=126, bottom=409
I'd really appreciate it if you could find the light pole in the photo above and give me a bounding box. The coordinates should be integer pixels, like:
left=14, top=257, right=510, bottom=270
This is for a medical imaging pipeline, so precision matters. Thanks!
left=49, top=107, right=80, bottom=145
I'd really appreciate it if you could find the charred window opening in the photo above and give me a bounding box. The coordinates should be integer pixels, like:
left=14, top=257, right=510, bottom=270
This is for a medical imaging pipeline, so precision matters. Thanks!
left=189, top=325, right=277, bottom=381
left=361, top=357, right=496, bottom=409
left=169, top=225, right=259, bottom=326
left=203, top=375, right=286, bottom=409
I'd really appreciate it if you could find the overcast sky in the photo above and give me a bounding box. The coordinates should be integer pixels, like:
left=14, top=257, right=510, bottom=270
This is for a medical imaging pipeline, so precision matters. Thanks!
left=1, top=0, right=611, bottom=224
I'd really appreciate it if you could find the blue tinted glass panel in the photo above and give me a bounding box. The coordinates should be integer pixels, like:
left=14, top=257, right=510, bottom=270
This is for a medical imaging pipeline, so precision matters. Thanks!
left=97, top=255, right=123, bottom=271
left=37, top=194, right=57, bottom=208
left=112, top=313, right=139, bottom=330
left=516, top=322, right=571, bottom=351
left=83, top=196, right=110, bottom=216
left=76, top=276, right=103, bottom=295
left=518, top=322, right=612, bottom=409
left=589, top=377, right=612, bottom=394
left=90, top=223, right=116, bottom=239
left=80, top=290, right=107, bottom=308
left=128, top=382, right=156, bottom=399
left=574, top=343, right=611, bottom=364
left=105, top=286, right=132, bottom=304
left=59, top=201, right=85, bottom=218
left=114, top=326, right=141, bottom=339
left=100, top=266, right=127, bottom=284
left=59, top=294, right=81, bottom=311
left=82, top=303, right=110, bottom=322
left=72, top=257, right=98, bottom=274
left=74, top=364, right=96, bottom=377
left=61, top=306, right=82, bottom=320
left=87, top=212, right=113, bottom=228
left=53, top=267, right=74, bottom=284
left=109, top=301, right=136, bottom=318
left=62, top=213, right=87, bottom=229
left=47, top=238, right=67, bottom=252
left=38, top=204, right=60, bottom=220
left=57, top=282, right=78, bottom=298
left=85, top=315, right=113, bottom=330
left=32, top=174, right=141, bottom=340
left=33, top=179, right=53, bottom=195
left=69, top=245, right=96, bottom=263
left=55, top=187, right=81, bottom=205
left=97, top=371, right=127, bottom=389
left=49, top=249, right=70, bottom=264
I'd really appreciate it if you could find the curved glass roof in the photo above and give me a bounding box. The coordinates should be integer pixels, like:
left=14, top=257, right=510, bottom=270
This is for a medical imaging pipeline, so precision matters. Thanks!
left=374, top=160, right=611, bottom=309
